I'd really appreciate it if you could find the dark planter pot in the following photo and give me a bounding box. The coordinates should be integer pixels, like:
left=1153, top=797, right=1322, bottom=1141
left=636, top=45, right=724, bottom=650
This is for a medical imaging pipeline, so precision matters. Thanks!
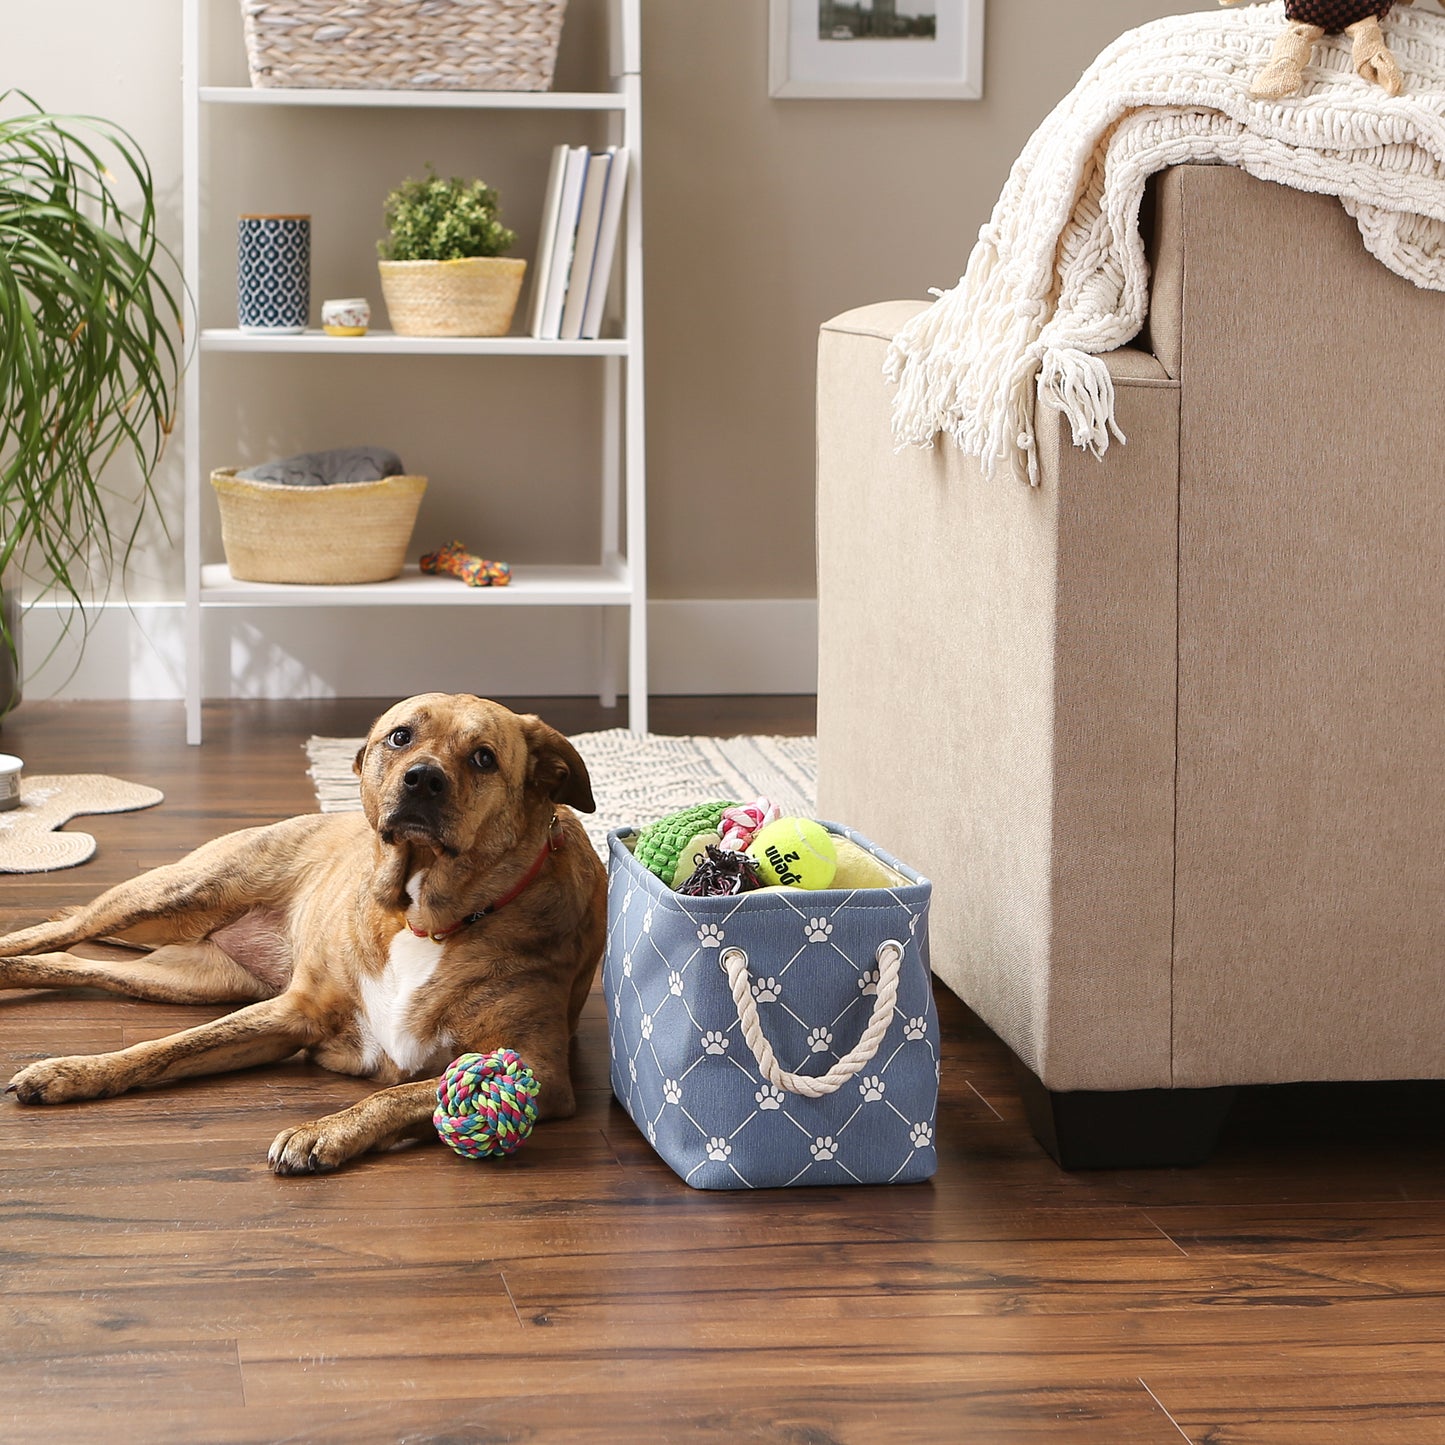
left=0, top=585, right=21, bottom=717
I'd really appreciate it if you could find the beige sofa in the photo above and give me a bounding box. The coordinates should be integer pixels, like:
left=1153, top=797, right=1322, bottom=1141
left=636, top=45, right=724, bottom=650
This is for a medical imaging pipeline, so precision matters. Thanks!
left=815, top=165, right=1444, bottom=1167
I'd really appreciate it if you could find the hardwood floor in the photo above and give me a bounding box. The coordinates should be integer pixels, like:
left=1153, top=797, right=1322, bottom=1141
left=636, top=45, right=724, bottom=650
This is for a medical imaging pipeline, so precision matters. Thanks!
left=1, top=698, right=1441, bottom=1444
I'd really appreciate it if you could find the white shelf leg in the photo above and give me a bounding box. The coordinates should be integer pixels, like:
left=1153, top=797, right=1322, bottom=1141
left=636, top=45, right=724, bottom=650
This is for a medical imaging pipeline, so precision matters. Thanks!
left=182, top=0, right=204, bottom=744
left=623, top=78, right=648, bottom=736
left=600, top=353, right=622, bottom=710
left=598, top=613, right=618, bottom=711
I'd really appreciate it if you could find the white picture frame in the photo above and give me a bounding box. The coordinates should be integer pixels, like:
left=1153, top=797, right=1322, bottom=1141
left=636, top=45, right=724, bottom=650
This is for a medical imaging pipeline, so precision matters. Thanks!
left=769, top=0, right=984, bottom=101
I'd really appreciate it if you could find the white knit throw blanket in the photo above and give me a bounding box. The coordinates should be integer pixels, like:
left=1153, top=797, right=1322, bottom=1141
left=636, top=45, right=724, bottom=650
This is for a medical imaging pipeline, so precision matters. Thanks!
left=886, top=2, right=1445, bottom=484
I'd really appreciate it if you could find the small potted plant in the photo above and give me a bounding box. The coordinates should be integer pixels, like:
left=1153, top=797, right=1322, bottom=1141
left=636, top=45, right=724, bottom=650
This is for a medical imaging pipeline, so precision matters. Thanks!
left=377, top=168, right=526, bottom=338
left=0, top=91, right=182, bottom=716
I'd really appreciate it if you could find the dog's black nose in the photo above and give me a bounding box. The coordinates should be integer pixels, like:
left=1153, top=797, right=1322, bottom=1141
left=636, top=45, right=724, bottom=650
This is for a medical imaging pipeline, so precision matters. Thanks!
left=403, top=763, right=448, bottom=799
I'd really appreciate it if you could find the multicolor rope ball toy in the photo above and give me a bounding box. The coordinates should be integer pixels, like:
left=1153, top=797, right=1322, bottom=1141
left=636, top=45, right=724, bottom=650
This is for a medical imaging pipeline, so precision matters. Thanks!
left=433, top=1049, right=539, bottom=1159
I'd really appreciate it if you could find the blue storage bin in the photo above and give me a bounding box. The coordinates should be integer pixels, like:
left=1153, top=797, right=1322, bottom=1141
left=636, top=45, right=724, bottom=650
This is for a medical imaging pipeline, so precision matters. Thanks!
left=605, top=822, right=939, bottom=1190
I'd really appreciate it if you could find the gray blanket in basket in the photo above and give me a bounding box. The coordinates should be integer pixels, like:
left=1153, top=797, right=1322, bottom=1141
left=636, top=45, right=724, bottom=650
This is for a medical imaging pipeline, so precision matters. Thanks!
left=237, top=445, right=405, bottom=487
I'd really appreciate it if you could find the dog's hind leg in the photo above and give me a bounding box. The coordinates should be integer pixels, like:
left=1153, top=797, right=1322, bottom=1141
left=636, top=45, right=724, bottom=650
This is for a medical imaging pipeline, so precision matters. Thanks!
left=0, top=816, right=327, bottom=960
left=0, top=897, right=239, bottom=960
left=0, top=940, right=279, bottom=1004
left=6, top=993, right=317, bottom=1104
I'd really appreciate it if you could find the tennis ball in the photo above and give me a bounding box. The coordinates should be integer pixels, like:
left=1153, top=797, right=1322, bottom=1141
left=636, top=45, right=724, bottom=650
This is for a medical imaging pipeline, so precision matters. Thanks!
left=750, top=817, right=837, bottom=890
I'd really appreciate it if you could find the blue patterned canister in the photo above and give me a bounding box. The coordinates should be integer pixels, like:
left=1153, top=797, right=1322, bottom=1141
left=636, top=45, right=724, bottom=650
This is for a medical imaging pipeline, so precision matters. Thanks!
left=237, top=215, right=311, bottom=333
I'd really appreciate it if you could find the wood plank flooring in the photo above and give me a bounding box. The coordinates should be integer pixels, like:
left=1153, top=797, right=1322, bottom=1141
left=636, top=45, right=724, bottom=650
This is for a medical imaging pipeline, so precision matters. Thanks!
left=0, top=698, right=1442, bottom=1444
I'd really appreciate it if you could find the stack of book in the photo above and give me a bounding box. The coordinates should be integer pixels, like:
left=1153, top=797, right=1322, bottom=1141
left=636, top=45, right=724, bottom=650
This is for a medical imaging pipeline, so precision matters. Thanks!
left=528, top=144, right=630, bottom=341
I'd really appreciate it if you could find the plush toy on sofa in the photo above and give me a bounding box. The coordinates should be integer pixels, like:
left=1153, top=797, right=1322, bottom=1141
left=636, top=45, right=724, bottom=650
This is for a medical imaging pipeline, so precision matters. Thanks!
left=1222, top=0, right=1413, bottom=100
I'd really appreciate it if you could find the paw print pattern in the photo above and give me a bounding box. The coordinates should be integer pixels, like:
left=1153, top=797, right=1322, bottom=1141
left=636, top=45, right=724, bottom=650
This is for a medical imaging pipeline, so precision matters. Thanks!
left=858, top=967, right=880, bottom=996
left=628, top=1058, right=638, bottom=1083
left=750, top=976, right=781, bottom=1003
left=647, top=1120, right=657, bottom=1145
left=662, top=1079, right=682, bottom=1105
left=810, top=1136, right=838, bottom=1161
left=707, top=1136, right=731, bottom=1161
left=910, top=1122, right=934, bottom=1150
left=642, top=906, right=654, bottom=934
left=622, top=952, right=633, bottom=979
left=859, top=1075, right=885, bottom=1102
left=701, top=1031, right=729, bottom=1055
left=640, top=1013, right=653, bottom=1040
left=805, top=917, right=833, bottom=944
left=697, top=923, right=725, bottom=948
left=807, top=1027, right=833, bottom=1055
left=755, top=1083, right=786, bottom=1111
left=904, top=1016, right=929, bottom=1041
left=668, top=970, right=684, bottom=996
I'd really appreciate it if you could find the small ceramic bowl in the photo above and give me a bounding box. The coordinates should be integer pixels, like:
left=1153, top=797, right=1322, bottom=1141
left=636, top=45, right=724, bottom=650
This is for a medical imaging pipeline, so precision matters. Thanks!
left=322, top=297, right=371, bottom=337
left=0, top=753, right=23, bottom=811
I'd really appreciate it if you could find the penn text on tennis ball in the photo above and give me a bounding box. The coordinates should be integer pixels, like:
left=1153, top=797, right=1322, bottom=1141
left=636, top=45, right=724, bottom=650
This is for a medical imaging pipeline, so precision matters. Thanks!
left=750, top=817, right=837, bottom=889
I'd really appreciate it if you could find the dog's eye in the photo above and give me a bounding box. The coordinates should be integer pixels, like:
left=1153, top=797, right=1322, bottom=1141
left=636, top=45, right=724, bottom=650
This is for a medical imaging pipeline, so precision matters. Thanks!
left=471, top=746, right=498, bottom=772
left=387, top=727, right=412, bottom=749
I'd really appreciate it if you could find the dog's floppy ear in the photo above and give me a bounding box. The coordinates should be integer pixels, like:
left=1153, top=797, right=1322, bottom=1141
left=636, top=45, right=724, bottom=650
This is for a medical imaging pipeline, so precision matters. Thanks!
left=353, top=743, right=367, bottom=777
left=523, top=717, right=596, bottom=813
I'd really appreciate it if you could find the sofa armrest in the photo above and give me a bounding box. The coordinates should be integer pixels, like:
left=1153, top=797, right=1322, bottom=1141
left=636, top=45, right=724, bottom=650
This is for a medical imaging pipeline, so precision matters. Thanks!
left=816, top=308, right=1181, bottom=1089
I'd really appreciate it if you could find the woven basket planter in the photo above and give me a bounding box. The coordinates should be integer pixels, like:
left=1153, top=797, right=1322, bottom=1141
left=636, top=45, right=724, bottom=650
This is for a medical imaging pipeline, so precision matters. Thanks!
left=211, top=469, right=427, bottom=585
left=378, top=256, right=527, bottom=338
left=240, top=0, right=567, bottom=92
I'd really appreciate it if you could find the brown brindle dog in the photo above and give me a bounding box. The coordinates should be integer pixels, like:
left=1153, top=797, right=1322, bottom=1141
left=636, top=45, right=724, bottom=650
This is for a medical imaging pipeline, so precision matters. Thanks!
left=0, top=694, right=607, bottom=1175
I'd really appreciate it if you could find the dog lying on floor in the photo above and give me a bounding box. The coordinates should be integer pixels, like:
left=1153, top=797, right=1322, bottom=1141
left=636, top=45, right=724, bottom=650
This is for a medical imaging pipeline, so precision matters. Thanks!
left=0, top=693, right=607, bottom=1175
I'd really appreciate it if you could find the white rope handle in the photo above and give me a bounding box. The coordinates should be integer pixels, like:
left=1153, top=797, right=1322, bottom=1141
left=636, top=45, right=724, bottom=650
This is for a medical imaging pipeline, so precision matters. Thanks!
left=719, top=940, right=903, bottom=1099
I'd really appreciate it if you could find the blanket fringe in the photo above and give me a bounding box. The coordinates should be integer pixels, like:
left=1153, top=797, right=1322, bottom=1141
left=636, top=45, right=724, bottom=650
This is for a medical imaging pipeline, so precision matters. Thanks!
left=886, top=2, right=1445, bottom=484
left=1038, top=349, right=1124, bottom=463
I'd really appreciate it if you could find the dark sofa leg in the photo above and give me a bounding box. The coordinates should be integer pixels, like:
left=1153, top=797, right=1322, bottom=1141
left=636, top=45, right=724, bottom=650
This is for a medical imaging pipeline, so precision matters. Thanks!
left=1013, top=1060, right=1237, bottom=1169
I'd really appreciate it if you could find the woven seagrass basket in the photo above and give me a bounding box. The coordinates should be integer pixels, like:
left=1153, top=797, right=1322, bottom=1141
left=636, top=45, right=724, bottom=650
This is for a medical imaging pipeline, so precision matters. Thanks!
left=378, top=256, right=527, bottom=338
left=240, top=0, right=567, bottom=92
left=211, top=469, right=427, bottom=585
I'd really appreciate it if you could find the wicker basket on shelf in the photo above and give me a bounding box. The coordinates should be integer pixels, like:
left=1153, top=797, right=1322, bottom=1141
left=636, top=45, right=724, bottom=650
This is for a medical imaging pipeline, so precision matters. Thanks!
left=240, top=0, right=568, bottom=92
left=378, top=256, right=527, bottom=338
left=211, top=469, right=428, bottom=585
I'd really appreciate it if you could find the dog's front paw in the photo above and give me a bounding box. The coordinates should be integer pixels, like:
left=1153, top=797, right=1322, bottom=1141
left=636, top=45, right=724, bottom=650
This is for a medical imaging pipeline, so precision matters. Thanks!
left=7, top=1056, right=109, bottom=1105
left=268, top=1120, right=351, bottom=1176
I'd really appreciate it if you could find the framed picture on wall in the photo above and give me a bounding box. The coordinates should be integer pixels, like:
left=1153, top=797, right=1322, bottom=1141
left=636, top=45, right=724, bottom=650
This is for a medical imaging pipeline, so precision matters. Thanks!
left=769, top=0, right=984, bottom=100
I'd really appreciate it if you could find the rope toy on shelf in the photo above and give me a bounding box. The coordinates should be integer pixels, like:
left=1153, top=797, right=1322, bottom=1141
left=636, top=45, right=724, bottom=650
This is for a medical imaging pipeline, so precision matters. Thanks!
left=420, top=539, right=512, bottom=587
left=433, top=1049, right=539, bottom=1158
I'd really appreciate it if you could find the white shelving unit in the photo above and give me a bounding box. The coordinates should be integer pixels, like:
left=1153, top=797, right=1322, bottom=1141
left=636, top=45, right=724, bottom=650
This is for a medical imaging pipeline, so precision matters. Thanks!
left=180, top=0, right=646, bottom=743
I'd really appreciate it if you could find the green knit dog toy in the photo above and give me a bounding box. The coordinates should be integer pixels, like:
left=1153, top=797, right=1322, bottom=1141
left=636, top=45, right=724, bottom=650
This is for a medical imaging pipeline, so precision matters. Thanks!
left=634, top=800, right=737, bottom=886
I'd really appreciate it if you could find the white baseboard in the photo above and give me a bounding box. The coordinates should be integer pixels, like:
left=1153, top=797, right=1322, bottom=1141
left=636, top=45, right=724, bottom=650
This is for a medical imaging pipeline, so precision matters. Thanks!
left=20, top=597, right=818, bottom=701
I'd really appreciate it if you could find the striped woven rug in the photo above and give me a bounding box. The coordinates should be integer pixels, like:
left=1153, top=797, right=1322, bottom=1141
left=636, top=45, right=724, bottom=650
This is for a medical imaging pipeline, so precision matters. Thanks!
left=306, top=729, right=818, bottom=860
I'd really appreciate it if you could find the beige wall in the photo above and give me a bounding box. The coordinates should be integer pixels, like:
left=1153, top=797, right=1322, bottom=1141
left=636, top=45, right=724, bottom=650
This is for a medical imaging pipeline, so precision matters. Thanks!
left=8, top=0, right=1206, bottom=613
left=644, top=0, right=1204, bottom=599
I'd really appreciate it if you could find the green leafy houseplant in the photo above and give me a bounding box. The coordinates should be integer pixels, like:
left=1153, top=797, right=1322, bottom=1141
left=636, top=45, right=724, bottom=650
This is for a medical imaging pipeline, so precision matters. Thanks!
left=376, top=168, right=526, bottom=339
left=0, top=91, right=183, bottom=713
left=378, top=168, right=517, bottom=262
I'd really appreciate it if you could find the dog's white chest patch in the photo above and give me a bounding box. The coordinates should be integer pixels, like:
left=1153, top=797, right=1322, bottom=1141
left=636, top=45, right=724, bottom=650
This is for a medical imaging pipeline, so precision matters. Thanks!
left=356, top=929, right=454, bottom=1077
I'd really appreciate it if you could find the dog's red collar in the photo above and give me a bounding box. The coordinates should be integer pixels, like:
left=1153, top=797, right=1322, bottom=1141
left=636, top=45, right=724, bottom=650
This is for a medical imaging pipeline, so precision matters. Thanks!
left=410, top=815, right=563, bottom=943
